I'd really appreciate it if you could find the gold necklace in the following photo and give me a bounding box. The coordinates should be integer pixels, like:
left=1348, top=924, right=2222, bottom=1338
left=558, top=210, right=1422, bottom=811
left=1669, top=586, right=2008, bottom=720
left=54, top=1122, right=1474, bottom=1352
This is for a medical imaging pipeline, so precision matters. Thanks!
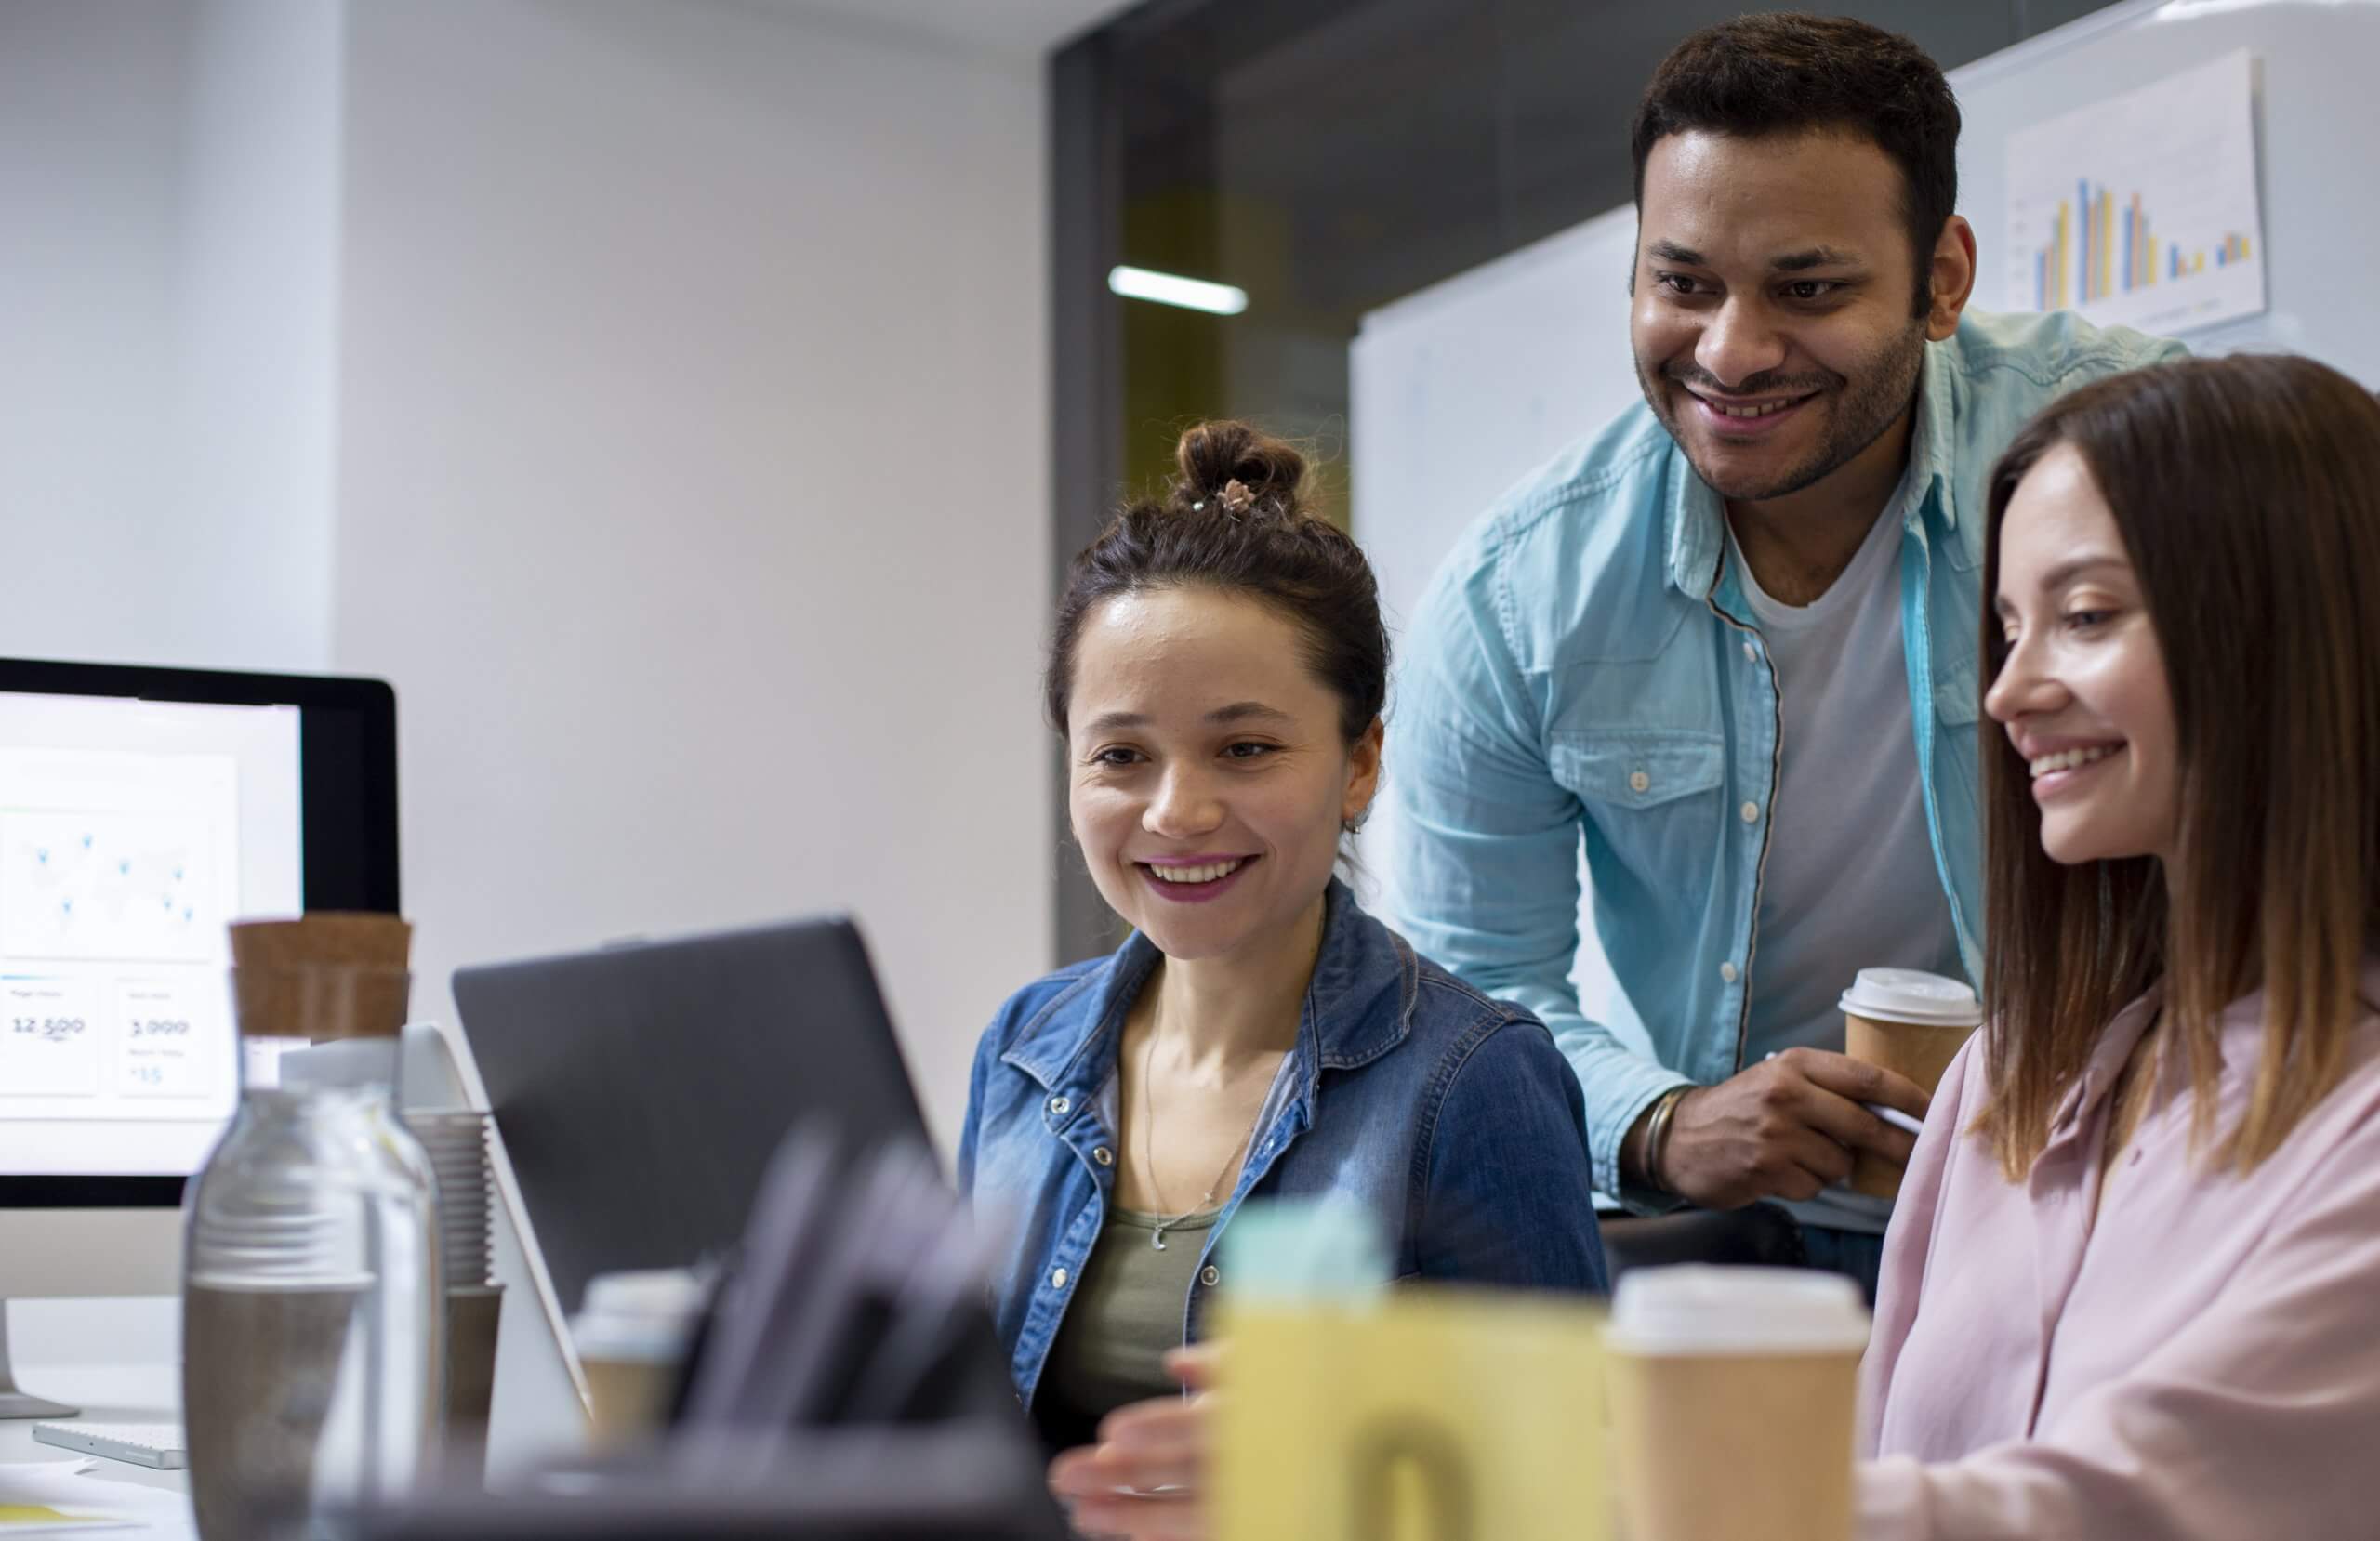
left=1137, top=1025, right=1264, bottom=1253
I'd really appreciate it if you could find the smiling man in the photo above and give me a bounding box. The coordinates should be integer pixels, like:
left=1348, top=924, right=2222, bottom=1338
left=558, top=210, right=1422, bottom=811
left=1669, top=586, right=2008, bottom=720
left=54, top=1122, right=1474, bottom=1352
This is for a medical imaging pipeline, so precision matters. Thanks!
left=1381, top=13, right=2185, bottom=1296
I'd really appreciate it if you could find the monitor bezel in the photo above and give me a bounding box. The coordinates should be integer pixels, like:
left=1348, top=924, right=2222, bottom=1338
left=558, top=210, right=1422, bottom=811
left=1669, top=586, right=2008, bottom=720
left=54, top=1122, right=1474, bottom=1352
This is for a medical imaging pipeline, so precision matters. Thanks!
left=0, top=655, right=400, bottom=1209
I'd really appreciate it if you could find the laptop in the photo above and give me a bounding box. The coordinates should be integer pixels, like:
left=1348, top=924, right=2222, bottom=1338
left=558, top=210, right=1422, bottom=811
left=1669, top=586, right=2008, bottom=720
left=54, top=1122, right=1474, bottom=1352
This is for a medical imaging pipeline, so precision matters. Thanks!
left=453, top=917, right=932, bottom=1328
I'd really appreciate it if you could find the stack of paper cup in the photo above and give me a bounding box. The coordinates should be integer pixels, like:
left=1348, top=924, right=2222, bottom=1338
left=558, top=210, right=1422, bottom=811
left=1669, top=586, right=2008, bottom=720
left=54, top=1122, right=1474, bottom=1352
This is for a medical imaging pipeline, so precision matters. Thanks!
left=404, top=1110, right=493, bottom=1288
left=403, top=1107, right=504, bottom=1478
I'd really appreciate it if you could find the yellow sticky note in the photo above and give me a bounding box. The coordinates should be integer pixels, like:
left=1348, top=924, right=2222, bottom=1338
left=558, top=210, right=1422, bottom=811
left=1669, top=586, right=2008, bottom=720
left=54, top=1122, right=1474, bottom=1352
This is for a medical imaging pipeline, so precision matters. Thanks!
left=1216, top=1289, right=1608, bottom=1541
left=0, top=1508, right=109, bottom=1527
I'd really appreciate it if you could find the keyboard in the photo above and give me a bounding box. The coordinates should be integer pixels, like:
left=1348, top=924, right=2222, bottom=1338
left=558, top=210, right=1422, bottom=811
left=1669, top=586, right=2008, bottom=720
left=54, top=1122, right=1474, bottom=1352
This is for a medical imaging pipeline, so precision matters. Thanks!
left=30, top=1420, right=186, bottom=1469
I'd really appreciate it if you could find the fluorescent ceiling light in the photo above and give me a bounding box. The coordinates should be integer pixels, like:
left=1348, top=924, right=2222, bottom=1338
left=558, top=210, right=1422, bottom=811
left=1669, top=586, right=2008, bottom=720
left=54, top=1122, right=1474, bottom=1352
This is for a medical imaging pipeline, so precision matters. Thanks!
left=1108, top=265, right=1249, bottom=316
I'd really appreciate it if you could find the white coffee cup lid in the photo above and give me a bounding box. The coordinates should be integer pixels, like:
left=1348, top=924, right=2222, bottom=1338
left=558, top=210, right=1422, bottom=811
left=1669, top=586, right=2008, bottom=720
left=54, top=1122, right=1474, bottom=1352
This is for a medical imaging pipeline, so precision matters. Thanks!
left=1606, top=1265, right=1870, bottom=1356
left=571, top=1268, right=711, bottom=1362
left=1839, top=967, right=1982, bottom=1027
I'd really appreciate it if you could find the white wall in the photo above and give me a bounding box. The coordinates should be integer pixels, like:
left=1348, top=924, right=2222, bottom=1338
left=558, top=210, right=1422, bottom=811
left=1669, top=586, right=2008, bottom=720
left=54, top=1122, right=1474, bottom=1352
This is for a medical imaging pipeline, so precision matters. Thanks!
left=3, top=0, right=1054, bottom=1458
left=0, top=0, right=1051, bottom=1148
left=0, top=0, right=341, bottom=674
left=170, top=0, right=346, bottom=674
left=329, top=0, right=1053, bottom=1152
left=0, top=1, right=195, bottom=665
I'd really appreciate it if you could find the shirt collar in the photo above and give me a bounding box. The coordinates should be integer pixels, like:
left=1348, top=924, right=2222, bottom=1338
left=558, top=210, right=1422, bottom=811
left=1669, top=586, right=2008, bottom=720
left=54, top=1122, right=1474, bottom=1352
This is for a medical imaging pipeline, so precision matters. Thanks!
left=1664, top=332, right=1962, bottom=599
left=2048, top=982, right=2165, bottom=1137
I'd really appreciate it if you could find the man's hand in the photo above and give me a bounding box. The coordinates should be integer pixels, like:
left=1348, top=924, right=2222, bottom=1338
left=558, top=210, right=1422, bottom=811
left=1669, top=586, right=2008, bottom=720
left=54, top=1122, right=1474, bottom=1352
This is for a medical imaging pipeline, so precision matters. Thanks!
left=1654, top=1048, right=1928, bottom=1208
left=1046, top=1344, right=1220, bottom=1541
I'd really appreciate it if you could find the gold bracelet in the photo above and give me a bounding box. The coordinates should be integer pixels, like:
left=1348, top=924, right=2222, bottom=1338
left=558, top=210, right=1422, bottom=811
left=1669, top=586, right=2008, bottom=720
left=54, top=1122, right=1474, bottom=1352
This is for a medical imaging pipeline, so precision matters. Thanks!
left=1641, top=1086, right=1693, bottom=1194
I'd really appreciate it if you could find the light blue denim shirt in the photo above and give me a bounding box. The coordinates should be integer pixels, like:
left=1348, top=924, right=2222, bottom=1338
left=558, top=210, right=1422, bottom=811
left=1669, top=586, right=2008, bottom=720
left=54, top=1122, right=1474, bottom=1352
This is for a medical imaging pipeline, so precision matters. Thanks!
left=956, top=879, right=1607, bottom=1415
left=1381, top=310, right=2183, bottom=1206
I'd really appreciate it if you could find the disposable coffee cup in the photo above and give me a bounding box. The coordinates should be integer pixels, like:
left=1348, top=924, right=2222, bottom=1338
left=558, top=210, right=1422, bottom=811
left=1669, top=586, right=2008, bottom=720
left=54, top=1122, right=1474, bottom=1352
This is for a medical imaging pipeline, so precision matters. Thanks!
left=570, top=1269, right=708, bottom=1450
left=1606, top=1266, right=1870, bottom=1541
left=1839, top=968, right=1983, bottom=1199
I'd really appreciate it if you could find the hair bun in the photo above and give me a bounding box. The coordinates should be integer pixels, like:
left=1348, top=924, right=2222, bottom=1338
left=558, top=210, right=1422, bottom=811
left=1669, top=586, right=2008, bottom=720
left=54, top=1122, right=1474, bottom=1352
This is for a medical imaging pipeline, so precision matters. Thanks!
left=1172, top=420, right=1307, bottom=518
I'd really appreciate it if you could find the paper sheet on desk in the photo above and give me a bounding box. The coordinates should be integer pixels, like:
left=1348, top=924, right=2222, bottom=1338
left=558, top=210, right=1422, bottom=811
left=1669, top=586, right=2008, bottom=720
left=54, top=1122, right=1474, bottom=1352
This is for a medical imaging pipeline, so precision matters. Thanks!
left=0, top=1510, right=135, bottom=1535
left=0, top=1463, right=187, bottom=1534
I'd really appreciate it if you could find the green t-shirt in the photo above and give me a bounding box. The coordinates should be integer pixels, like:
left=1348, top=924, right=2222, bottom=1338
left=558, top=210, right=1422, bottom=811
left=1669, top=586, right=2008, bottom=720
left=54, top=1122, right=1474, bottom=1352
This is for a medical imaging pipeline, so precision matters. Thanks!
left=1033, top=1205, right=1217, bottom=1452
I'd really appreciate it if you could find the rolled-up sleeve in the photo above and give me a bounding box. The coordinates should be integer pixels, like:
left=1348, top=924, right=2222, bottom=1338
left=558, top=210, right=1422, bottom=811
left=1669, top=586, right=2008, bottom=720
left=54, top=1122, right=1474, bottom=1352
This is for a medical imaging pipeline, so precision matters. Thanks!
left=1382, top=528, right=1688, bottom=1200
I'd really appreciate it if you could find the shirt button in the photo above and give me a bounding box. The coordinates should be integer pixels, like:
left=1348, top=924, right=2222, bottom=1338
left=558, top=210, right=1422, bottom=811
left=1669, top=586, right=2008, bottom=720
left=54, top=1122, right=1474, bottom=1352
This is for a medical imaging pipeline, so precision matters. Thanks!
left=1629, top=770, right=1651, bottom=794
left=1742, top=640, right=1758, bottom=662
left=1051, top=1267, right=1069, bottom=1289
left=1740, top=801, right=1761, bottom=823
left=1720, top=961, right=1739, bottom=983
left=1199, top=1264, right=1221, bottom=1287
left=1092, top=1146, right=1114, bottom=1166
left=1048, top=1096, right=1070, bottom=1116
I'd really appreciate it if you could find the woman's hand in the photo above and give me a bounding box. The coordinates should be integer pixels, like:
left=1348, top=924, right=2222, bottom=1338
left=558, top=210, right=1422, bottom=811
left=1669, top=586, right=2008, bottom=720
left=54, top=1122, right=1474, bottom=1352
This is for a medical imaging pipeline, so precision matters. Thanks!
left=1046, top=1344, right=1221, bottom=1541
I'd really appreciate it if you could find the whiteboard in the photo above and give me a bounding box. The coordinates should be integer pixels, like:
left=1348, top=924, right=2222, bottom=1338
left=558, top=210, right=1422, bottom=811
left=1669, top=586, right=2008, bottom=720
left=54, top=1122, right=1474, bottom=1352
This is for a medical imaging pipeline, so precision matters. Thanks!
left=1351, top=0, right=2380, bottom=1025
left=1349, top=204, right=1647, bottom=1029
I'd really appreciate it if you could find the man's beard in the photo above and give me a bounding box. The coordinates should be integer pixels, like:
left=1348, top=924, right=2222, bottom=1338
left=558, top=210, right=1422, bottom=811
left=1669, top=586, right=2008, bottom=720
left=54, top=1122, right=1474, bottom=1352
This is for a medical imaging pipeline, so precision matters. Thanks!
left=1635, top=325, right=1927, bottom=504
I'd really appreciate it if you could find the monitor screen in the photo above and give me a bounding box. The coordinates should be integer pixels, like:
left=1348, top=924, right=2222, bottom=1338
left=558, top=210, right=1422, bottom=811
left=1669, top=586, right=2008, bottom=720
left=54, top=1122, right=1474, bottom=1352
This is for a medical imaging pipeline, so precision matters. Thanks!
left=0, top=692, right=303, bottom=1179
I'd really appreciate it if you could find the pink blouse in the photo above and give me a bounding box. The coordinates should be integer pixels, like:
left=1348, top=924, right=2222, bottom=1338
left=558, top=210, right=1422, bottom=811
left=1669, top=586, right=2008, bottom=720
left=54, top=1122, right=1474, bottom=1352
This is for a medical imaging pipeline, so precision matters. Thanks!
left=1858, top=964, right=2380, bottom=1539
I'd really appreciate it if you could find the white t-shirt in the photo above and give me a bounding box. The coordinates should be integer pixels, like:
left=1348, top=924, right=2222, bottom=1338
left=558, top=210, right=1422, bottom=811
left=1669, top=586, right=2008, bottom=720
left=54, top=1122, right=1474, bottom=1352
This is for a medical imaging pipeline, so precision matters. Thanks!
left=1727, top=502, right=1967, bottom=1236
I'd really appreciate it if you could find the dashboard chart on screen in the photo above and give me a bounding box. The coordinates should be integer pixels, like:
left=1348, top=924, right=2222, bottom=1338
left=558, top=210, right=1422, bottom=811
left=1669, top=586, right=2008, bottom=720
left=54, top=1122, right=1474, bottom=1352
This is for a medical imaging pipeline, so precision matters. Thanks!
left=0, top=693, right=301, bottom=1179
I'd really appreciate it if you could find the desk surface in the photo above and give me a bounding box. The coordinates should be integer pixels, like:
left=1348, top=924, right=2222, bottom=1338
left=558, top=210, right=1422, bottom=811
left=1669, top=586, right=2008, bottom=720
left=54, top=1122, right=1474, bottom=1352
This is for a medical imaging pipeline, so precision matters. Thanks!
left=0, top=1403, right=188, bottom=1490
left=1, top=1298, right=189, bottom=1515
left=0, top=1399, right=194, bottom=1539
left=2, top=1193, right=586, bottom=1528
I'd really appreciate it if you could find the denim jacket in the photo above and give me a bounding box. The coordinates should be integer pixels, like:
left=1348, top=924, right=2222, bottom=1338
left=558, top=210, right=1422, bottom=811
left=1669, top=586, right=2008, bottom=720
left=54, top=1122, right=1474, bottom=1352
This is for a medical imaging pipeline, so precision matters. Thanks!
left=1379, top=310, right=2184, bottom=1207
left=956, top=879, right=1607, bottom=1412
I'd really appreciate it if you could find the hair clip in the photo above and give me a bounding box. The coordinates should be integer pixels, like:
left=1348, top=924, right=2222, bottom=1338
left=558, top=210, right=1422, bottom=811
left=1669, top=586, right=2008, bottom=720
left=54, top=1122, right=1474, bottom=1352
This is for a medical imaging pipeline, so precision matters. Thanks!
left=1218, top=480, right=1255, bottom=515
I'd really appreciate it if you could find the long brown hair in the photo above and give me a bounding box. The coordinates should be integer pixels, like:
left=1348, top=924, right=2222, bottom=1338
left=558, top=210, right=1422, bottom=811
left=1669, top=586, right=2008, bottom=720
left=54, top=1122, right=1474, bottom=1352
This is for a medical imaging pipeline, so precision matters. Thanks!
left=1976, top=354, right=2380, bottom=1179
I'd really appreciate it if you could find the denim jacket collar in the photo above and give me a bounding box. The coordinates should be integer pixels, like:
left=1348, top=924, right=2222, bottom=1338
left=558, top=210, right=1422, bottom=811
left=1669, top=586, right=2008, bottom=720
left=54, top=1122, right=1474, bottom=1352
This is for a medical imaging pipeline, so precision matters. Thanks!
left=1663, top=332, right=1966, bottom=601
left=997, top=878, right=1419, bottom=1118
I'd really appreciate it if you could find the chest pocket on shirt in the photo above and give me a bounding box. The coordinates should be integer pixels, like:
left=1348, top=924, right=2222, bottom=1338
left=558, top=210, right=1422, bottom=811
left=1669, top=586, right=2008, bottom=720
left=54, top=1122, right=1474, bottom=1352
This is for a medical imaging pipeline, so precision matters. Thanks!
left=1934, top=658, right=1979, bottom=727
left=1547, top=731, right=1726, bottom=885
left=1930, top=657, right=1982, bottom=838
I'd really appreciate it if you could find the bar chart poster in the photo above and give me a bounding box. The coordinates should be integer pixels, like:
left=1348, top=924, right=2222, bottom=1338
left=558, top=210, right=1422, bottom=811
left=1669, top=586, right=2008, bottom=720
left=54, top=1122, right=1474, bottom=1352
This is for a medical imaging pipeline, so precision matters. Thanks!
left=2003, top=49, right=2266, bottom=336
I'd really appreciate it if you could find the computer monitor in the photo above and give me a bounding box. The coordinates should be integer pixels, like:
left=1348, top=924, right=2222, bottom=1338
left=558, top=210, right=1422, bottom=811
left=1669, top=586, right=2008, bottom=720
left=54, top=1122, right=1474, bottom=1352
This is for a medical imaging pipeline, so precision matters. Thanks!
left=0, top=657, right=397, bottom=1417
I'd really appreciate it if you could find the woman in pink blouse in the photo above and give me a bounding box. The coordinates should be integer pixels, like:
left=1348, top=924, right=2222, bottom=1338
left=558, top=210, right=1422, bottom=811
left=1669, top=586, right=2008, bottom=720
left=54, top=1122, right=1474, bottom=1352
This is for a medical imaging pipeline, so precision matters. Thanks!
left=1858, top=352, right=2380, bottom=1538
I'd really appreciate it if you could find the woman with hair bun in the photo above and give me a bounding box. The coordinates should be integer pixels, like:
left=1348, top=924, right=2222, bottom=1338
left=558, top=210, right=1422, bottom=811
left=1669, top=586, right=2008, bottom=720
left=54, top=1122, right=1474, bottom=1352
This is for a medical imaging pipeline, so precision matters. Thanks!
left=957, top=420, right=1607, bottom=1455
